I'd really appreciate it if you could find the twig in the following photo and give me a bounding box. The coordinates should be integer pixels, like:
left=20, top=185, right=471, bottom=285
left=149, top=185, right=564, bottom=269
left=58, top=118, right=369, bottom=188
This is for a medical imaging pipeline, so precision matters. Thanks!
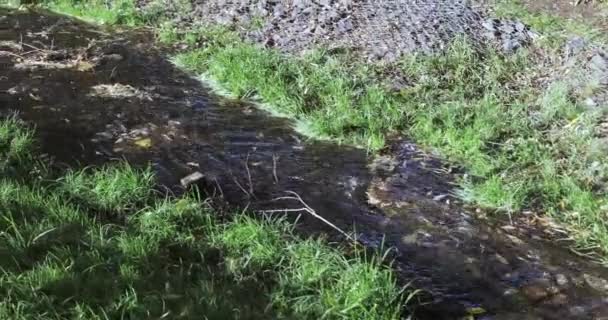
left=231, top=173, right=251, bottom=198
left=19, top=42, right=49, bottom=53
left=272, top=154, right=279, bottom=184
left=245, top=152, right=254, bottom=195
left=213, top=178, right=224, bottom=199
left=262, top=191, right=356, bottom=242
left=0, top=51, right=26, bottom=59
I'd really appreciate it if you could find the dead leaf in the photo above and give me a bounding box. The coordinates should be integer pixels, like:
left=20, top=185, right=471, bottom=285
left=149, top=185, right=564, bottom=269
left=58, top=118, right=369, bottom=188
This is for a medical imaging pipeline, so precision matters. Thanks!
left=134, top=138, right=152, bottom=148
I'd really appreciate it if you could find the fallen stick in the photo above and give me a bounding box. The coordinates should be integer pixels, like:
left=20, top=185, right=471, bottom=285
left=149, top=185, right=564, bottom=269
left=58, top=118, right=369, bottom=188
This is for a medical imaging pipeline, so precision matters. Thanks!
left=261, top=191, right=356, bottom=242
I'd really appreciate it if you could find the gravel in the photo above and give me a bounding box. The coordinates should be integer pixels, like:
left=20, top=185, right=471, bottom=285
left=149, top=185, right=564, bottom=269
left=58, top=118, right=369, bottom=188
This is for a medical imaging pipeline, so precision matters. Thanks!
left=141, top=0, right=537, bottom=61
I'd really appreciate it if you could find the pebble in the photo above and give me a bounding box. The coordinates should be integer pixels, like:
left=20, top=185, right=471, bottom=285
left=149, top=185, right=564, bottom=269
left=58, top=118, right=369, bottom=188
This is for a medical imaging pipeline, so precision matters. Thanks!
left=544, top=293, right=568, bottom=306
left=583, top=274, right=608, bottom=292
left=181, top=0, right=535, bottom=61
left=585, top=97, right=597, bottom=108
left=565, top=36, right=587, bottom=57
left=521, top=284, right=550, bottom=302
left=180, top=171, right=205, bottom=188
left=555, top=274, right=569, bottom=287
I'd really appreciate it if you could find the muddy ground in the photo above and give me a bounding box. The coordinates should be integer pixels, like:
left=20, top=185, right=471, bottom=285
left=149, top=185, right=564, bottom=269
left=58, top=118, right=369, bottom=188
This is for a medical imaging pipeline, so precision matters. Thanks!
left=3, top=7, right=608, bottom=320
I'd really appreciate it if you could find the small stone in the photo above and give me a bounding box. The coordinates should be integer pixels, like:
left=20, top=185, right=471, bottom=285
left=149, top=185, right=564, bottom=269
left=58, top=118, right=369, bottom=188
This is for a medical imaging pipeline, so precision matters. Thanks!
left=180, top=171, right=205, bottom=188
left=168, top=120, right=181, bottom=127
left=432, top=194, right=448, bottom=201
left=102, top=53, right=123, bottom=62
left=495, top=253, right=509, bottom=265
left=583, top=274, right=608, bottom=292
left=522, top=284, right=550, bottom=302
left=95, top=131, right=113, bottom=140
left=545, top=293, right=568, bottom=306
left=555, top=274, right=569, bottom=287
left=589, top=54, right=608, bottom=72
left=565, top=36, right=587, bottom=57
left=569, top=305, right=587, bottom=317
left=584, top=97, right=597, bottom=108
left=506, top=234, right=524, bottom=245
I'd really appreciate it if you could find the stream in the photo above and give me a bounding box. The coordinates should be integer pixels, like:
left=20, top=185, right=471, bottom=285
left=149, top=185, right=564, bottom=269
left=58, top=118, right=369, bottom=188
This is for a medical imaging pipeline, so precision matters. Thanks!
left=2, top=8, right=608, bottom=319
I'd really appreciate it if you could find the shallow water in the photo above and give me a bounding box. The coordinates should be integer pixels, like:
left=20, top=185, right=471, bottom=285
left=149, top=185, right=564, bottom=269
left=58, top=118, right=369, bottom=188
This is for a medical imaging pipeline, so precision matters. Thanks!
left=2, top=8, right=608, bottom=319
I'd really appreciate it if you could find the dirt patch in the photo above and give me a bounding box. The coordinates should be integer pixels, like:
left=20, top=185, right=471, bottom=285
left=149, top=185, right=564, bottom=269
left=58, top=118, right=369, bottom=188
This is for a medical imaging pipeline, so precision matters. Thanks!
left=141, top=0, right=537, bottom=61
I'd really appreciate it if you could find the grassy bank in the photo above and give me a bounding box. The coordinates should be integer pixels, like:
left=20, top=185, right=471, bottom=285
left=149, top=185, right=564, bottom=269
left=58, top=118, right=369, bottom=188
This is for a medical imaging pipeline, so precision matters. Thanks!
left=14, top=0, right=608, bottom=262
left=0, top=115, right=410, bottom=319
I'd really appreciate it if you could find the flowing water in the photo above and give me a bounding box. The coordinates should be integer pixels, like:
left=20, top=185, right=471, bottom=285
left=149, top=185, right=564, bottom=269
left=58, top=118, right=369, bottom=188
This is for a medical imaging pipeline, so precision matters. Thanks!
left=2, top=8, right=608, bottom=319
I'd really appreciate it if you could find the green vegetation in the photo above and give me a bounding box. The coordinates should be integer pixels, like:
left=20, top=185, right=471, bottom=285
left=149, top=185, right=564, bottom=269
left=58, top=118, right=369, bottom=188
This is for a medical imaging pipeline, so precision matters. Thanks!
left=493, top=0, right=607, bottom=48
left=31, top=0, right=142, bottom=25
left=11, top=0, right=608, bottom=261
left=0, top=117, right=410, bottom=319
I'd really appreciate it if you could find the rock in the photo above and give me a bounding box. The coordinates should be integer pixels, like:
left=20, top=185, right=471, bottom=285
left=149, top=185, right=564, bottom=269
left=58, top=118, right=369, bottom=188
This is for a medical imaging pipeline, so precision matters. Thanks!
left=101, top=53, right=124, bottom=62
left=545, top=293, right=568, bottom=306
left=590, top=53, right=608, bottom=73
left=555, top=274, right=569, bottom=287
left=494, top=253, right=509, bottom=265
left=433, top=194, right=449, bottom=202
left=180, top=171, right=205, bottom=188
left=95, top=131, right=114, bottom=140
left=569, top=305, right=587, bottom=317
left=521, top=284, right=550, bottom=302
left=565, top=36, right=587, bottom=57
left=585, top=97, right=597, bottom=108
left=583, top=274, right=608, bottom=292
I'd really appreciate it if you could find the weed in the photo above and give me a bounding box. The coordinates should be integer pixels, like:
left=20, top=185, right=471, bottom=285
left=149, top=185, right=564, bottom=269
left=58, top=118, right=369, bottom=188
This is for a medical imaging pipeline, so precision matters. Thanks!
left=59, top=163, right=154, bottom=212
left=273, top=239, right=405, bottom=320
left=0, top=114, right=35, bottom=169
left=491, top=0, right=606, bottom=48
left=215, top=214, right=290, bottom=276
left=41, top=0, right=142, bottom=25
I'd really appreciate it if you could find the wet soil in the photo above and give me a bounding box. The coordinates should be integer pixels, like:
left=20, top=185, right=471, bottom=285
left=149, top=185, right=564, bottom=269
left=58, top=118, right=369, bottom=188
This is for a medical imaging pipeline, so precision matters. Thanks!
left=3, top=8, right=608, bottom=319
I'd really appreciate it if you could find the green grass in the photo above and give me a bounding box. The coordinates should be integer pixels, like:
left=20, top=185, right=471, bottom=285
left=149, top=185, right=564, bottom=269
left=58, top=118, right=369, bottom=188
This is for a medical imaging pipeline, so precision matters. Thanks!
left=0, top=116, right=410, bottom=319
left=59, top=164, right=155, bottom=212
left=492, top=0, right=607, bottom=48
left=0, top=114, right=36, bottom=177
left=38, top=0, right=142, bottom=25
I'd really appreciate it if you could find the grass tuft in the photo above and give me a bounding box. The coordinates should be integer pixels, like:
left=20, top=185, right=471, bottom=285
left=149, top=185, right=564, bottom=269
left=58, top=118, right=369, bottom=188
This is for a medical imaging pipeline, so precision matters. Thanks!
left=59, top=164, right=154, bottom=212
left=0, top=114, right=35, bottom=170
left=41, top=0, right=142, bottom=25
